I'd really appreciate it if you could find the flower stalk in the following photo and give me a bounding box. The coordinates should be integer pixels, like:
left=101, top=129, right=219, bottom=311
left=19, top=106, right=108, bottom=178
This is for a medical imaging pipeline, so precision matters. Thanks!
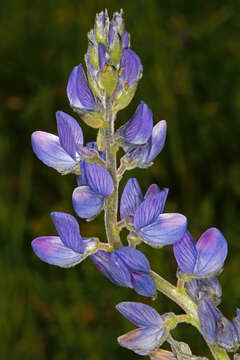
left=104, top=94, right=122, bottom=249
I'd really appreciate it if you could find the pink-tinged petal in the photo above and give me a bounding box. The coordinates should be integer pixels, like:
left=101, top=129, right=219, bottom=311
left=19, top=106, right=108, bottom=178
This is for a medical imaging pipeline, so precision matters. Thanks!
left=131, top=272, right=156, bottom=297
left=120, top=178, right=143, bottom=219
left=138, top=213, right=187, bottom=248
left=134, top=192, right=170, bottom=231
left=120, top=101, right=153, bottom=145
left=116, top=302, right=162, bottom=327
left=145, top=184, right=161, bottom=198
left=83, top=162, right=114, bottom=197
left=147, top=120, right=167, bottom=163
left=31, top=236, right=83, bottom=267
left=67, top=64, right=95, bottom=112
left=173, top=231, right=197, bottom=274
left=118, top=326, right=164, bottom=356
left=31, top=131, right=77, bottom=171
left=56, top=111, right=83, bottom=160
left=194, top=228, right=228, bottom=276
left=72, top=186, right=104, bottom=219
left=50, top=212, right=84, bottom=253
left=113, top=247, right=150, bottom=273
left=120, top=49, right=142, bottom=85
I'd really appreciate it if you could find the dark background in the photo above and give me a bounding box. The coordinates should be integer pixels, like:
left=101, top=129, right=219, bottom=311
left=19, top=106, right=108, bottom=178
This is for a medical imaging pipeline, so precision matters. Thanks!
left=1, top=0, right=240, bottom=359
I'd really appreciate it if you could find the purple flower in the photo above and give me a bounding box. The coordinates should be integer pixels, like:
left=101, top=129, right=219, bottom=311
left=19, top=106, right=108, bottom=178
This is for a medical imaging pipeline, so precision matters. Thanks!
left=122, top=118, right=167, bottom=168
left=72, top=162, right=113, bottom=219
left=116, top=101, right=153, bottom=146
left=90, top=247, right=156, bottom=297
left=184, top=277, right=222, bottom=305
left=119, top=49, right=142, bottom=87
left=116, top=302, right=165, bottom=355
left=67, top=64, right=97, bottom=113
left=31, top=111, right=92, bottom=174
left=31, top=212, right=98, bottom=267
left=198, top=297, right=239, bottom=351
left=173, top=229, right=228, bottom=277
left=120, top=178, right=187, bottom=247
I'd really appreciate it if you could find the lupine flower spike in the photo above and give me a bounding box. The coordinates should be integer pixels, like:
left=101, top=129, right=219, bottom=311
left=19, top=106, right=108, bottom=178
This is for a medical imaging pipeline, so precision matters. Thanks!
left=30, top=9, right=240, bottom=360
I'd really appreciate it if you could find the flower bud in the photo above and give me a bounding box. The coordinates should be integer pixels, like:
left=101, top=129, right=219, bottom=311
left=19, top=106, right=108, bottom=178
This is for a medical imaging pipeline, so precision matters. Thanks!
left=96, top=128, right=106, bottom=151
left=81, top=112, right=104, bottom=128
left=113, top=83, right=137, bottom=112
left=94, top=10, right=109, bottom=46
left=100, top=64, right=118, bottom=95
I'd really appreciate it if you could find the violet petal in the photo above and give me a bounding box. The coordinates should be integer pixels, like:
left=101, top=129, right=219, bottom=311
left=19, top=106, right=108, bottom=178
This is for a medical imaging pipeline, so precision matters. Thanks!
left=50, top=212, right=84, bottom=253
left=131, top=272, right=156, bottom=297
left=72, top=185, right=104, bottom=219
left=118, top=326, right=164, bottom=356
left=134, top=192, right=171, bottom=231
left=173, top=230, right=197, bottom=274
left=120, top=49, right=142, bottom=85
left=120, top=178, right=143, bottom=219
left=116, top=302, right=162, bottom=327
left=138, top=213, right=187, bottom=248
left=56, top=111, right=83, bottom=160
left=194, top=228, right=228, bottom=276
left=31, top=236, right=83, bottom=267
left=67, top=64, right=95, bottom=111
left=31, top=131, right=77, bottom=170
left=82, top=162, right=114, bottom=197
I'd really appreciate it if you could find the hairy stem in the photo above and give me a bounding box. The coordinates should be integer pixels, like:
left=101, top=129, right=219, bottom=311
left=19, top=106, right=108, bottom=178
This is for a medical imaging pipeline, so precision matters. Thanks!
left=104, top=94, right=122, bottom=249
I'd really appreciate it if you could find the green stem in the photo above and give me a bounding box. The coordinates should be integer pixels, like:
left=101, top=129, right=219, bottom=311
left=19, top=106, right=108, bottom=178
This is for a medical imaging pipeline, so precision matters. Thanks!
left=151, top=271, right=230, bottom=360
left=151, top=271, right=198, bottom=320
left=104, top=94, right=122, bottom=249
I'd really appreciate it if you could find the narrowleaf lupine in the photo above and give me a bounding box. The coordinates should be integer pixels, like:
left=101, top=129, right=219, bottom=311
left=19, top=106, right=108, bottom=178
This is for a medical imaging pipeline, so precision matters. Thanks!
left=90, top=247, right=156, bottom=297
left=120, top=178, right=187, bottom=247
left=72, top=161, right=113, bottom=219
left=116, top=302, right=165, bottom=355
left=173, top=228, right=228, bottom=277
left=30, top=9, right=239, bottom=360
left=32, top=212, right=98, bottom=267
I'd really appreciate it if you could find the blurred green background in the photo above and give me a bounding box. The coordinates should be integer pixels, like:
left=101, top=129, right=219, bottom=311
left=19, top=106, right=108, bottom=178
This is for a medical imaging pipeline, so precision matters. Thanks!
left=1, top=0, right=240, bottom=359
